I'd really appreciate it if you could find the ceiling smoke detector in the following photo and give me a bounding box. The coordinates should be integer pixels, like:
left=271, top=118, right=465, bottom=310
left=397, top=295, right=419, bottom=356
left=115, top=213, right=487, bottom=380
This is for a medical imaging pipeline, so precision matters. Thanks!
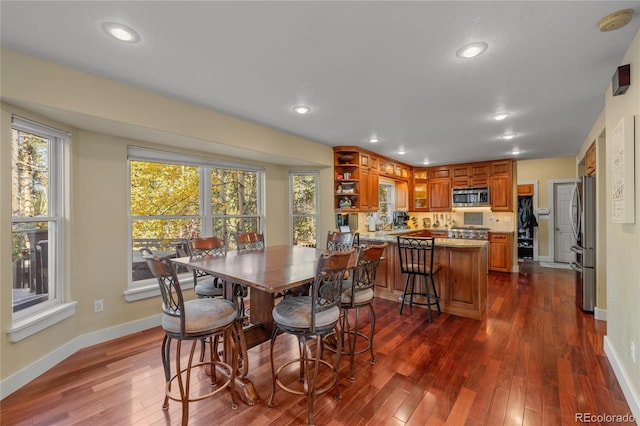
left=599, top=9, right=634, bottom=32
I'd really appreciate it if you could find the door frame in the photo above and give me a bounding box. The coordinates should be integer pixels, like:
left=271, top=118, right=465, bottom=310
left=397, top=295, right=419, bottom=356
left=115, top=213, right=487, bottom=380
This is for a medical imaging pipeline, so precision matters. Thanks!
left=517, top=179, right=539, bottom=261
left=547, top=178, right=578, bottom=263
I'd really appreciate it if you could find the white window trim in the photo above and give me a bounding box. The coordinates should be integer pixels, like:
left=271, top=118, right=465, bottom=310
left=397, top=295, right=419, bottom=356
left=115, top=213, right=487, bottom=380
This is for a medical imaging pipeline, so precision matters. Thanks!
left=9, top=116, right=72, bottom=341
left=289, top=171, right=319, bottom=245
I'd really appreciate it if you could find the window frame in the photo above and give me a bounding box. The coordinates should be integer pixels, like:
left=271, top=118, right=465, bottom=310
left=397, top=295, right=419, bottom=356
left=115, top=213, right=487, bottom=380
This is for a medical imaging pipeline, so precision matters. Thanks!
left=8, top=116, right=76, bottom=342
left=125, top=147, right=265, bottom=300
left=289, top=171, right=319, bottom=247
left=378, top=178, right=396, bottom=222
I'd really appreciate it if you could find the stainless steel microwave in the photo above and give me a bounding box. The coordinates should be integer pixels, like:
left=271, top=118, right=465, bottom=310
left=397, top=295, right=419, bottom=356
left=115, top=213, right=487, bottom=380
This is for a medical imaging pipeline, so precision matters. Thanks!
left=452, top=187, right=490, bottom=207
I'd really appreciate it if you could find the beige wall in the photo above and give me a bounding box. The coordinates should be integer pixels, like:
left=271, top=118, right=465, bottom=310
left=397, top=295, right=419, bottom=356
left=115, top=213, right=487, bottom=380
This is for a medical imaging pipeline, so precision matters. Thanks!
left=1, top=49, right=335, bottom=384
left=601, top=28, right=640, bottom=411
left=516, top=157, right=577, bottom=257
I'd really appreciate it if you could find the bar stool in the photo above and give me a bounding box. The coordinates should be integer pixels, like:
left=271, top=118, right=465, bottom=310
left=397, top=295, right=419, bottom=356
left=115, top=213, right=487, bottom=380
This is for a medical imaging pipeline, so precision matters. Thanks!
left=339, top=243, right=386, bottom=382
left=267, top=249, right=355, bottom=426
left=234, top=232, right=264, bottom=320
left=396, top=236, right=441, bottom=321
left=145, top=256, right=238, bottom=426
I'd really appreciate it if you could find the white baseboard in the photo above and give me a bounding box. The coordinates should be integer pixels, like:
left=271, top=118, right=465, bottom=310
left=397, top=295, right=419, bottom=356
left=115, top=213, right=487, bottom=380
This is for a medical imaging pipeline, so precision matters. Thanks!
left=604, top=335, right=640, bottom=422
left=0, top=314, right=161, bottom=399
left=594, top=307, right=607, bottom=321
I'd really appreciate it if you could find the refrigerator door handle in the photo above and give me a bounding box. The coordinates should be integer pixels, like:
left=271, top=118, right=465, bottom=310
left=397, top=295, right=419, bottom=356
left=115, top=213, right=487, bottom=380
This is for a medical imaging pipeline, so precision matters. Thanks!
left=570, top=183, right=580, bottom=241
left=570, top=245, right=583, bottom=254
left=570, top=262, right=583, bottom=272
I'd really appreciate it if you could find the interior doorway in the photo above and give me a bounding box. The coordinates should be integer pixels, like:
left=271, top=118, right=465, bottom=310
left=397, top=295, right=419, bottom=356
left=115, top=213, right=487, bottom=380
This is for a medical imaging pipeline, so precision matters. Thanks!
left=553, top=181, right=577, bottom=263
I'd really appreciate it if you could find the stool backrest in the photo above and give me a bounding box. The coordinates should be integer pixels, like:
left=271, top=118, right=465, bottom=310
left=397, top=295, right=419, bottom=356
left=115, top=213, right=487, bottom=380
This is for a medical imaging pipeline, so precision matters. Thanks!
left=145, top=256, right=186, bottom=335
left=236, top=232, right=265, bottom=251
left=397, top=236, right=436, bottom=275
left=350, top=243, right=387, bottom=297
left=312, top=249, right=355, bottom=331
left=326, top=231, right=356, bottom=252
left=188, top=236, right=226, bottom=280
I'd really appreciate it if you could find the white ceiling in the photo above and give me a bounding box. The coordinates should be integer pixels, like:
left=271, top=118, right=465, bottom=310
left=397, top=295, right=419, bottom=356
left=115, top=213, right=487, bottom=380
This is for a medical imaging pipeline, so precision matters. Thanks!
left=2, top=1, right=640, bottom=166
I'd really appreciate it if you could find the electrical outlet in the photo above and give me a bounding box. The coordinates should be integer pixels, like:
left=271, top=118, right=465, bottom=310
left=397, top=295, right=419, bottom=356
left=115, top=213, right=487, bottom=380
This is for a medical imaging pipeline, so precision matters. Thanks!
left=94, top=299, right=104, bottom=313
left=631, top=341, right=636, bottom=364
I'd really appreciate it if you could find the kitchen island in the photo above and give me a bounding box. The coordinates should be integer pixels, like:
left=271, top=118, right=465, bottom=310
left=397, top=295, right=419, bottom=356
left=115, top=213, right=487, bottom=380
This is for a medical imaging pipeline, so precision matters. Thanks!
left=359, top=229, right=488, bottom=320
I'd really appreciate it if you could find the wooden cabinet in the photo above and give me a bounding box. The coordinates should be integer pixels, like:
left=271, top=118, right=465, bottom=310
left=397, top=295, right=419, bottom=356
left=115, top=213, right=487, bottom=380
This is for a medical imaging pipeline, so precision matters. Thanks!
left=360, top=168, right=379, bottom=211
left=411, top=168, right=429, bottom=211
left=585, top=142, right=596, bottom=175
left=469, top=162, right=490, bottom=178
left=429, top=178, right=452, bottom=211
left=334, top=150, right=361, bottom=211
left=517, top=184, right=534, bottom=196
left=374, top=243, right=391, bottom=289
left=395, top=180, right=408, bottom=210
left=490, top=159, right=514, bottom=212
left=429, top=166, right=451, bottom=179
left=488, top=232, right=512, bottom=272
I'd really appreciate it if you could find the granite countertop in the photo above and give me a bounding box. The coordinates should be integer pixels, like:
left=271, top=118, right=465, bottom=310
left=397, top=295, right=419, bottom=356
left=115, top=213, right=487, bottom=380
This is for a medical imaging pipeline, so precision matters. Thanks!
left=358, top=229, right=489, bottom=248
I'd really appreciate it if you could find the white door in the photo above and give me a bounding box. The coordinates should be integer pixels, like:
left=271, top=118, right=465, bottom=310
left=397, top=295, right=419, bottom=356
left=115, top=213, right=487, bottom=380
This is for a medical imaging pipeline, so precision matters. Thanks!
left=554, top=182, right=576, bottom=263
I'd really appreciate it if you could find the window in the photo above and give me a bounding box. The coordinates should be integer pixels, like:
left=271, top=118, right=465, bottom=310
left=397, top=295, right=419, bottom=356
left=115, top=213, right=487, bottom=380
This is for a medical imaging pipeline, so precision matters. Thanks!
left=290, top=172, right=318, bottom=247
left=378, top=181, right=395, bottom=223
left=128, top=148, right=264, bottom=288
left=10, top=117, right=65, bottom=317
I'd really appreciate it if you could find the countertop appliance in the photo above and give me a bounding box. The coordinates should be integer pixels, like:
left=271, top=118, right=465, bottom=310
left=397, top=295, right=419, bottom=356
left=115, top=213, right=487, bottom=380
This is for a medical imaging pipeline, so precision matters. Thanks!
left=570, top=175, right=596, bottom=312
left=448, top=226, right=489, bottom=240
left=452, top=187, right=490, bottom=207
left=393, top=211, right=409, bottom=229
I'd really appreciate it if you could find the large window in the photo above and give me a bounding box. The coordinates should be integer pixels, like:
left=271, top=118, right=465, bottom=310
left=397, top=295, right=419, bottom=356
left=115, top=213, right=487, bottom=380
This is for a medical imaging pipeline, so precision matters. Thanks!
left=290, top=172, right=318, bottom=247
left=10, top=117, right=65, bottom=316
left=128, top=148, right=264, bottom=285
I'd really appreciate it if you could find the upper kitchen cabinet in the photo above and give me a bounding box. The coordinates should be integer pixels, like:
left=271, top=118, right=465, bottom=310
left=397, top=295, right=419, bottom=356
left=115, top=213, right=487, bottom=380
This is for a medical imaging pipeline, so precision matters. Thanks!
left=429, top=166, right=452, bottom=211
left=411, top=168, right=429, bottom=211
left=334, top=148, right=361, bottom=211
left=585, top=142, right=596, bottom=175
left=490, top=159, right=514, bottom=212
left=334, top=146, right=411, bottom=213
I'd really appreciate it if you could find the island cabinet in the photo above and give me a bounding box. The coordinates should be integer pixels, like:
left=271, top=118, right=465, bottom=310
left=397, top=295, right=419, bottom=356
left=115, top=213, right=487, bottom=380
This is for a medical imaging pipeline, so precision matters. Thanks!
left=364, top=234, right=488, bottom=320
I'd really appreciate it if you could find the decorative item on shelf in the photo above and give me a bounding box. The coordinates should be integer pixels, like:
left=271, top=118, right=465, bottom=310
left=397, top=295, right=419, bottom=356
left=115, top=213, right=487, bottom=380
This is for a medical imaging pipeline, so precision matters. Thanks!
left=336, top=184, right=343, bottom=194
left=338, top=154, right=355, bottom=164
left=343, top=172, right=351, bottom=180
left=337, top=174, right=344, bottom=180
left=339, top=197, right=352, bottom=208
left=341, top=182, right=355, bottom=194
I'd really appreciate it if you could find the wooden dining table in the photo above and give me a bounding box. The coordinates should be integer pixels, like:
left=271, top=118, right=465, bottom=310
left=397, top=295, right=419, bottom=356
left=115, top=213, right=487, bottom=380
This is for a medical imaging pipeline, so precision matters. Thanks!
left=172, top=244, right=325, bottom=405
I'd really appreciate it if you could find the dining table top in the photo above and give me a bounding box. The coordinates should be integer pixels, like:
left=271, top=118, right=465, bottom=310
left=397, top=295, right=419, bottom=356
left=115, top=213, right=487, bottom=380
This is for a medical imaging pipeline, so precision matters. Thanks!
left=172, top=245, right=325, bottom=293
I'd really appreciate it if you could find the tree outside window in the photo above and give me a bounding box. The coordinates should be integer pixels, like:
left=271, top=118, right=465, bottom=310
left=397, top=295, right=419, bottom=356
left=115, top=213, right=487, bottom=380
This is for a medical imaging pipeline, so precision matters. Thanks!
left=291, top=172, right=318, bottom=247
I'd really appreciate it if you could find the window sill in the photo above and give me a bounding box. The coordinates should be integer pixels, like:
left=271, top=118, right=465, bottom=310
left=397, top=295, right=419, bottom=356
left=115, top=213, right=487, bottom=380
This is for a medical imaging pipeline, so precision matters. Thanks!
left=124, top=278, right=194, bottom=302
left=8, top=301, right=78, bottom=342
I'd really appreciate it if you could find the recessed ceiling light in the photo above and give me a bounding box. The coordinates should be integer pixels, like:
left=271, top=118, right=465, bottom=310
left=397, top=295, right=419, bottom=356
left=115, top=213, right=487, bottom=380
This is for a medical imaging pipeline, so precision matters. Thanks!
left=502, top=133, right=518, bottom=140
left=491, top=112, right=510, bottom=121
left=456, top=42, right=488, bottom=59
left=422, top=159, right=430, bottom=165
left=511, top=149, right=521, bottom=155
left=397, top=147, right=406, bottom=155
left=369, top=137, right=380, bottom=143
left=102, top=22, right=140, bottom=43
left=292, top=105, right=311, bottom=114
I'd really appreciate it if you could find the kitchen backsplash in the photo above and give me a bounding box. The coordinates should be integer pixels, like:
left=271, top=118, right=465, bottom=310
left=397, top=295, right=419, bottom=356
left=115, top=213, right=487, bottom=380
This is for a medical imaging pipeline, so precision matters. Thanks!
left=356, top=210, right=516, bottom=233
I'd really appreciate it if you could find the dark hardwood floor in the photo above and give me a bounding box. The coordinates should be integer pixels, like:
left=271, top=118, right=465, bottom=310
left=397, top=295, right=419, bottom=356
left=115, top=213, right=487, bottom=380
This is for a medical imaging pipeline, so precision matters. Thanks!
left=1, top=262, right=634, bottom=425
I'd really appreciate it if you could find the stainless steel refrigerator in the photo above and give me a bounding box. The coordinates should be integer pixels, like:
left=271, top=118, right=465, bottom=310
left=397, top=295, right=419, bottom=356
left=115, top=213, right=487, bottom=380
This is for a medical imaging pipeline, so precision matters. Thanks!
left=570, top=175, right=596, bottom=312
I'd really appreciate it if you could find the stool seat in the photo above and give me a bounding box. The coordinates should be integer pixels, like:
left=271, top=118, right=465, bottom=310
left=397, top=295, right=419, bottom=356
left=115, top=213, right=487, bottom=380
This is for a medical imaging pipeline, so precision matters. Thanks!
left=194, top=277, right=224, bottom=297
left=272, top=296, right=340, bottom=330
left=341, top=286, right=374, bottom=305
left=162, top=298, right=236, bottom=335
